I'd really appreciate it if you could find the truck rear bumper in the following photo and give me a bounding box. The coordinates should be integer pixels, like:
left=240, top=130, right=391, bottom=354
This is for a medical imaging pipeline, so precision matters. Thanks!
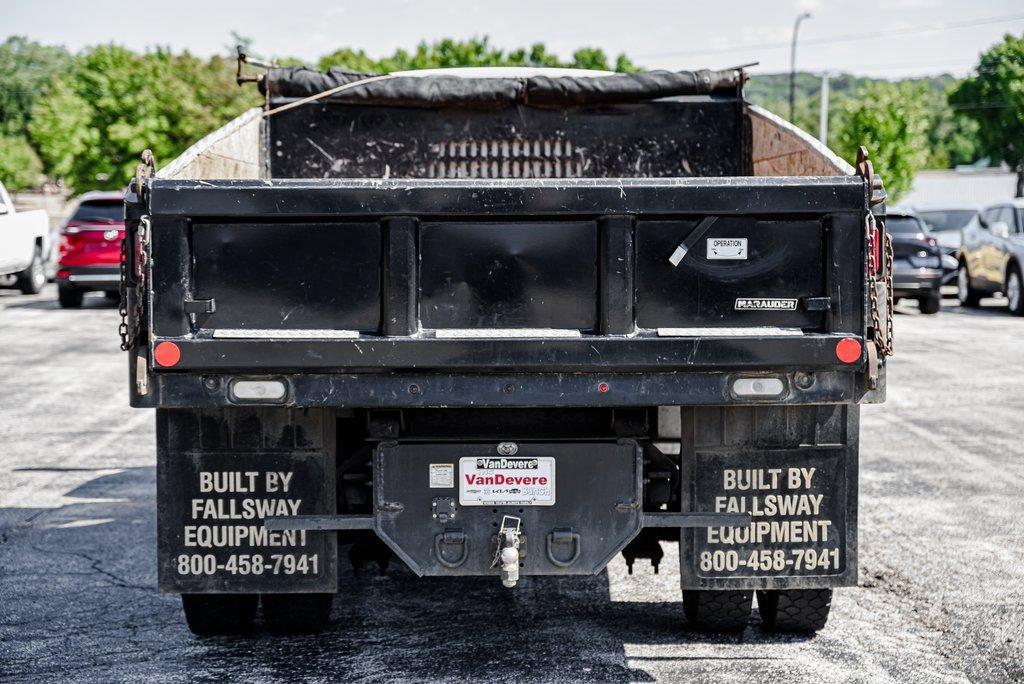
left=134, top=369, right=863, bottom=409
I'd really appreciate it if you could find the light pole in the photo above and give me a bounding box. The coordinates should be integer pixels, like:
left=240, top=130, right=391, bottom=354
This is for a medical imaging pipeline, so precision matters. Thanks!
left=790, top=11, right=812, bottom=124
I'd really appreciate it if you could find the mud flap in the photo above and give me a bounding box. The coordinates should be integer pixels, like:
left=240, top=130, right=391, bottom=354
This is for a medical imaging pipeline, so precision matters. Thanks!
left=680, top=444, right=857, bottom=591
left=156, top=408, right=338, bottom=593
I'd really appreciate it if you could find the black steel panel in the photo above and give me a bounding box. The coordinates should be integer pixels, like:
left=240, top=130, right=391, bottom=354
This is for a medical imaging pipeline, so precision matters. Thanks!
left=373, top=441, right=642, bottom=576
left=636, top=218, right=825, bottom=329
left=419, top=221, right=598, bottom=330
left=191, top=222, right=381, bottom=332
left=148, top=177, right=868, bottom=219
left=267, top=101, right=743, bottom=179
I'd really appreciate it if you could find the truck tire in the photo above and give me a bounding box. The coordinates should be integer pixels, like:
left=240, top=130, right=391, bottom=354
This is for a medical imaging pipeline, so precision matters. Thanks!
left=16, top=248, right=45, bottom=295
left=261, top=593, right=334, bottom=635
left=682, top=590, right=752, bottom=633
left=756, top=588, right=832, bottom=633
left=957, top=263, right=982, bottom=307
left=57, top=285, right=84, bottom=309
left=1006, top=267, right=1024, bottom=316
left=181, top=593, right=258, bottom=635
left=917, top=292, right=941, bottom=315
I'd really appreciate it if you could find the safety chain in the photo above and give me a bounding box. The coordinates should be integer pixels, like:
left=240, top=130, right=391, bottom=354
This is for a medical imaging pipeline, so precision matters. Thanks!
left=119, top=150, right=155, bottom=352
left=866, top=213, right=895, bottom=357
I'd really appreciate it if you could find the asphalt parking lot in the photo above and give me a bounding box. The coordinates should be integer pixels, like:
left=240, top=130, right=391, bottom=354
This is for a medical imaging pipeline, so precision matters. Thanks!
left=1, top=286, right=1022, bottom=683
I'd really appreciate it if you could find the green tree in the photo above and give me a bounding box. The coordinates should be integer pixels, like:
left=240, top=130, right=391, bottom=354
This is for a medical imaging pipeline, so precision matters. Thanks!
left=0, top=135, right=43, bottom=190
left=830, top=81, right=930, bottom=202
left=29, top=45, right=258, bottom=191
left=0, top=36, right=71, bottom=138
left=951, top=33, right=1024, bottom=196
left=317, top=37, right=639, bottom=73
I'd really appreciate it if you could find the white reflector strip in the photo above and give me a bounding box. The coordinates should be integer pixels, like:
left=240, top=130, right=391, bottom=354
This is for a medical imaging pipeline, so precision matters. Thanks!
left=212, top=329, right=360, bottom=339
left=732, top=377, right=786, bottom=397
left=657, top=327, right=804, bottom=337
left=231, top=379, right=287, bottom=401
left=434, top=328, right=582, bottom=339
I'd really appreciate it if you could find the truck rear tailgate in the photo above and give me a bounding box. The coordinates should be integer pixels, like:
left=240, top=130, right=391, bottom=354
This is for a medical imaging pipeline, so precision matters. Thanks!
left=144, top=177, right=867, bottom=376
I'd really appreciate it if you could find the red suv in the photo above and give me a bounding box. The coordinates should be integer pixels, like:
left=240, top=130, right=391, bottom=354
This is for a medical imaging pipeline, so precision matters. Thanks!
left=56, top=191, right=124, bottom=308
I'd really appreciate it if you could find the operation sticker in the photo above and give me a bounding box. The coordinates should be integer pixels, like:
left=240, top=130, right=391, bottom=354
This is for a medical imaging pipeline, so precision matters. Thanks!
left=707, top=238, right=748, bottom=260
left=459, top=456, right=555, bottom=506
left=429, top=463, right=454, bottom=488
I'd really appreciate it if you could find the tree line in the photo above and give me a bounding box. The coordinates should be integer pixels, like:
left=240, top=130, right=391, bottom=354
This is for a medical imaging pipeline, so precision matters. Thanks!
left=1, top=34, right=1021, bottom=200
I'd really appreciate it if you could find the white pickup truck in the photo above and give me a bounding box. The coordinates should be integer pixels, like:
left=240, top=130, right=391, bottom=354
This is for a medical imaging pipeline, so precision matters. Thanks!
left=0, top=181, right=51, bottom=294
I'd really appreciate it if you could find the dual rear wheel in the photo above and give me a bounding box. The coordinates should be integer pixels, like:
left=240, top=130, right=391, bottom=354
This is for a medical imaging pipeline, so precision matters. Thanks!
left=181, top=592, right=334, bottom=636
left=683, top=588, right=832, bottom=634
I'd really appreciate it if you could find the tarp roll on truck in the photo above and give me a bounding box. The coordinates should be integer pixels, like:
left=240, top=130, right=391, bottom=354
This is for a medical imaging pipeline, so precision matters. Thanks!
left=121, top=62, right=893, bottom=636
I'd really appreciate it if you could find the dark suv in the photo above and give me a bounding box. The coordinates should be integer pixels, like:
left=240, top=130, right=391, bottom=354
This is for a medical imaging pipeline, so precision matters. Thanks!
left=957, top=199, right=1024, bottom=315
left=888, top=210, right=943, bottom=314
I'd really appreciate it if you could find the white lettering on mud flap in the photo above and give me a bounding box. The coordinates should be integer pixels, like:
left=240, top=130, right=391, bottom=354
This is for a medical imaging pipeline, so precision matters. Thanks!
left=459, top=456, right=555, bottom=506
left=707, top=238, right=748, bottom=260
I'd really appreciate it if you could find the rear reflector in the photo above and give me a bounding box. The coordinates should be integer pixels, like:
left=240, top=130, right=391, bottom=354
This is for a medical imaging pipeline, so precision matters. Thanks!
left=731, top=377, right=785, bottom=398
left=835, top=337, right=862, bottom=364
left=153, top=342, right=181, bottom=367
left=231, top=379, right=287, bottom=402
left=56, top=269, right=70, bottom=280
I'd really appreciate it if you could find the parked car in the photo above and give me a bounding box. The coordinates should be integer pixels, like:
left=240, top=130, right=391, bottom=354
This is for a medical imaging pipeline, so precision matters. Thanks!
left=957, top=199, right=1024, bottom=315
left=888, top=210, right=943, bottom=314
left=0, top=180, right=51, bottom=294
left=914, top=205, right=978, bottom=285
left=56, top=191, right=125, bottom=308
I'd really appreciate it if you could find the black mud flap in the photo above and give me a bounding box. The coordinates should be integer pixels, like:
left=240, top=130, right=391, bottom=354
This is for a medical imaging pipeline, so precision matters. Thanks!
left=373, top=440, right=642, bottom=576
left=156, top=408, right=338, bottom=593
left=680, top=445, right=857, bottom=590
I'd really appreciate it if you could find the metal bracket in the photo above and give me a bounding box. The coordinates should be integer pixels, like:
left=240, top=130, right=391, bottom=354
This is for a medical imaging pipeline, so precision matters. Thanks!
left=803, top=296, right=832, bottom=311
left=642, top=511, right=751, bottom=528
left=184, top=298, right=216, bottom=315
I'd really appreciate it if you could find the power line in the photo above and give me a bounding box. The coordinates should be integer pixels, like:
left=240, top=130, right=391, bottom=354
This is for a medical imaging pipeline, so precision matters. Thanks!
left=637, top=12, right=1024, bottom=59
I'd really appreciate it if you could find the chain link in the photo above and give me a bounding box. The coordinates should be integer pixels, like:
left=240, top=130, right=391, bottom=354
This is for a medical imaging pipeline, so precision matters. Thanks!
left=118, top=217, right=149, bottom=352
left=866, top=212, right=895, bottom=358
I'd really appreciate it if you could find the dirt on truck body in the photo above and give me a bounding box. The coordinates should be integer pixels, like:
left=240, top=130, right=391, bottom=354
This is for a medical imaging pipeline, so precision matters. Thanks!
left=121, top=60, right=892, bottom=636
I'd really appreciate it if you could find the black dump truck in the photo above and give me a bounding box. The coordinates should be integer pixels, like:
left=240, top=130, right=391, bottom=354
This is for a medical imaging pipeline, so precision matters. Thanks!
left=121, top=61, right=893, bottom=636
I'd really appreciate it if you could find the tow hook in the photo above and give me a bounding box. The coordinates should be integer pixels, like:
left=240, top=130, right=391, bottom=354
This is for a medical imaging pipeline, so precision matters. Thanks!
left=492, top=515, right=523, bottom=588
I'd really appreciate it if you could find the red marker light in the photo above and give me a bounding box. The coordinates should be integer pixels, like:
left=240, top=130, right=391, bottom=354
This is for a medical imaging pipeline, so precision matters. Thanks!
left=154, top=341, right=181, bottom=367
left=56, top=269, right=70, bottom=280
left=835, top=338, right=862, bottom=364
left=598, top=382, right=610, bottom=393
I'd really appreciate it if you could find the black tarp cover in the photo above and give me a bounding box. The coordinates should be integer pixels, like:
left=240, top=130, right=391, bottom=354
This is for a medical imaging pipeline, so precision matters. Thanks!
left=259, top=67, right=742, bottom=109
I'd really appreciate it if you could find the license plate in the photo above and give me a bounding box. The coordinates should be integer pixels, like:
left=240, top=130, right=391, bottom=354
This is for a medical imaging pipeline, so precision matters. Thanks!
left=459, top=456, right=555, bottom=506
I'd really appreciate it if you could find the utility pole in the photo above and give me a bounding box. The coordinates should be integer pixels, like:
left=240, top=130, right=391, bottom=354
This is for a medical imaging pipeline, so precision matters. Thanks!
left=790, top=12, right=812, bottom=123
left=819, top=71, right=830, bottom=144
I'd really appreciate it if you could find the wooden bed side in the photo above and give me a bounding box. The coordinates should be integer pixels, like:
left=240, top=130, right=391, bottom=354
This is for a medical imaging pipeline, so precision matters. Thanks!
left=157, top=108, right=263, bottom=181
left=747, top=104, right=855, bottom=177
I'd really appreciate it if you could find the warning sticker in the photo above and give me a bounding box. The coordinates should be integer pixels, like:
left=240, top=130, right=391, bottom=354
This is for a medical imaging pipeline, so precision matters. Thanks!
left=707, top=238, right=748, bottom=260
left=429, top=463, right=454, bottom=488
left=459, top=456, right=555, bottom=506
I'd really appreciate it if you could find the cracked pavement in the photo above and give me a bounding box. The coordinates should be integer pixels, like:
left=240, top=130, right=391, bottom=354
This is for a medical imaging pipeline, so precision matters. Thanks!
left=1, top=286, right=1022, bottom=682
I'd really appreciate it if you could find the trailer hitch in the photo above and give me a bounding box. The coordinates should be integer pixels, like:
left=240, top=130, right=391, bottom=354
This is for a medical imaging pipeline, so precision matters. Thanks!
left=491, top=515, right=524, bottom=588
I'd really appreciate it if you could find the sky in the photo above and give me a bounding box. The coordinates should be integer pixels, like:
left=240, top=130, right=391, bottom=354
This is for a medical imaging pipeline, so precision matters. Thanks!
left=5, top=0, right=1024, bottom=78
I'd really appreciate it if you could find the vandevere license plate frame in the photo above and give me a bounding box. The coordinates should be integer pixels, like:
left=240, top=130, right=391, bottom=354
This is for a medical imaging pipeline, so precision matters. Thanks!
left=459, top=456, right=556, bottom=506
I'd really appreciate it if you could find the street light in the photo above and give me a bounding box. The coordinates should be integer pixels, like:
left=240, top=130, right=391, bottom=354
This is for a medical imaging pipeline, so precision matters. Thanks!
left=790, top=11, right=812, bottom=123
